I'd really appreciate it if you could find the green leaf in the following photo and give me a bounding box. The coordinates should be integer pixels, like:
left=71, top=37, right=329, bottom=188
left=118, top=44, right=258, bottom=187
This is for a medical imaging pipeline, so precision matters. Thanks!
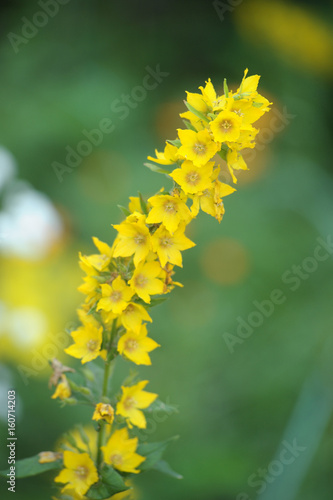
left=167, top=138, right=181, bottom=147
left=218, top=143, right=229, bottom=162
left=223, top=78, right=229, bottom=98
left=146, top=296, right=168, bottom=308
left=233, top=91, right=251, bottom=101
left=117, top=205, right=131, bottom=217
left=183, top=100, right=209, bottom=123
left=146, top=398, right=179, bottom=415
left=152, top=459, right=183, bottom=479
left=138, top=435, right=179, bottom=471
left=182, top=119, right=197, bottom=132
left=144, top=163, right=172, bottom=175
left=0, top=454, right=62, bottom=479
left=86, top=464, right=128, bottom=500
left=138, top=192, right=148, bottom=215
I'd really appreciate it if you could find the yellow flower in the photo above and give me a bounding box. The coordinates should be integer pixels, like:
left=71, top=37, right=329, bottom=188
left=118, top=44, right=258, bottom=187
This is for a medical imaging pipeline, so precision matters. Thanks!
left=226, top=96, right=270, bottom=126
left=97, top=276, right=134, bottom=315
left=54, top=451, right=98, bottom=496
left=92, top=236, right=114, bottom=258
left=117, top=302, right=152, bottom=333
left=226, top=149, right=248, bottom=183
left=101, top=427, right=145, bottom=474
left=179, top=88, right=211, bottom=130
left=170, top=160, right=214, bottom=195
left=151, top=224, right=195, bottom=268
left=92, top=403, right=115, bottom=425
left=117, top=324, right=160, bottom=365
left=192, top=181, right=236, bottom=222
left=128, top=197, right=144, bottom=214
left=146, top=194, right=192, bottom=234
left=78, top=237, right=113, bottom=277
left=64, top=322, right=103, bottom=364
left=79, top=252, right=110, bottom=275
left=147, top=142, right=179, bottom=165
left=128, top=261, right=164, bottom=303
left=177, top=128, right=219, bottom=166
left=78, top=275, right=100, bottom=303
left=51, top=375, right=71, bottom=400
left=116, top=381, right=157, bottom=429
left=210, top=110, right=242, bottom=143
left=56, top=426, right=99, bottom=460
left=113, top=215, right=151, bottom=267
left=238, top=68, right=261, bottom=96
left=198, top=78, right=217, bottom=108
left=185, top=90, right=209, bottom=113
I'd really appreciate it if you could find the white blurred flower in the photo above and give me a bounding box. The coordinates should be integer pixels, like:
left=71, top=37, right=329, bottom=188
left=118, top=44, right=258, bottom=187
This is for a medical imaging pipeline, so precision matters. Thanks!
left=0, top=182, right=63, bottom=259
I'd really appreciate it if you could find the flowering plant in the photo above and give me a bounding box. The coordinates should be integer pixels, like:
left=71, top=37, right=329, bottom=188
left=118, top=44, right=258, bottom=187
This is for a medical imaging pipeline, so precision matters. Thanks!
left=1, top=70, right=271, bottom=499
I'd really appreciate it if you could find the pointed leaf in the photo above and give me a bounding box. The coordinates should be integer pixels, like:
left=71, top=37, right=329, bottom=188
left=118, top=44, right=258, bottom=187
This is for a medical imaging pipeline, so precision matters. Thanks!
left=118, top=205, right=131, bottom=217
left=183, top=101, right=209, bottom=123
left=146, top=296, right=169, bottom=308
left=152, top=459, right=183, bottom=479
left=182, top=119, right=197, bottom=132
left=138, top=192, right=148, bottom=215
left=146, top=398, right=179, bottom=415
left=0, top=454, right=62, bottom=479
left=138, top=435, right=179, bottom=471
left=167, top=139, right=181, bottom=147
left=144, top=163, right=171, bottom=175
left=223, top=78, right=229, bottom=98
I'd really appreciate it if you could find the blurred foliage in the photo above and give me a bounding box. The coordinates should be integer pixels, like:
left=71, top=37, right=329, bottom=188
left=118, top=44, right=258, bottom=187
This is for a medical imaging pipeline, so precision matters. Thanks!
left=0, top=1, right=333, bottom=499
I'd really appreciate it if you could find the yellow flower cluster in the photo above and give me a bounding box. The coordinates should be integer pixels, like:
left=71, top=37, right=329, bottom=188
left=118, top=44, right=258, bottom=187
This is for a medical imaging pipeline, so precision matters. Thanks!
left=49, top=70, right=271, bottom=499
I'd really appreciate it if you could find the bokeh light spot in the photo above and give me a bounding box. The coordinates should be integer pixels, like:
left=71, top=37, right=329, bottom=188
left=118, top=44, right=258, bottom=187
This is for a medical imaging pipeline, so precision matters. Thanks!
left=201, top=238, right=250, bottom=285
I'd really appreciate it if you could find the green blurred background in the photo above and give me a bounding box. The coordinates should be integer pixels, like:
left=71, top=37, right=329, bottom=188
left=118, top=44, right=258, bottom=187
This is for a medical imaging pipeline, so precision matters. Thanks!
left=1, top=0, right=333, bottom=499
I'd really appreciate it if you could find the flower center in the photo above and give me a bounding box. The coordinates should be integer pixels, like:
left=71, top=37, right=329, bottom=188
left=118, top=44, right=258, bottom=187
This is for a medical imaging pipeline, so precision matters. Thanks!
left=134, top=233, right=146, bottom=245
left=111, top=453, right=123, bottom=467
left=185, top=171, right=200, bottom=185
left=86, top=339, right=98, bottom=351
left=220, top=120, right=232, bottom=131
left=202, top=189, right=211, bottom=197
left=123, top=396, right=136, bottom=410
left=134, top=273, right=148, bottom=288
left=110, top=291, right=122, bottom=302
left=160, top=237, right=172, bottom=248
left=99, top=404, right=114, bottom=420
left=164, top=201, right=176, bottom=213
left=193, top=142, right=206, bottom=155
left=125, top=338, right=138, bottom=352
left=125, top=304, right=135, bottom=314
left=75, top=466, right=88, bottom=479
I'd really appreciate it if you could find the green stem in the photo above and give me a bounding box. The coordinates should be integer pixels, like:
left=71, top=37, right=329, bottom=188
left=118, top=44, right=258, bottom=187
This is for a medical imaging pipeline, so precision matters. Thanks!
left=96, top=321, right=117, bottom=471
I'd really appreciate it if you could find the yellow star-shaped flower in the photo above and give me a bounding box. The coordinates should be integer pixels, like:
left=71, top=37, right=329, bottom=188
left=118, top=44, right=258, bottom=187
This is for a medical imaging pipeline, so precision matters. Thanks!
left=54, top=451, right=98, bottom=497
left=146, top=194, right=192, bottom=234
left=101, top=428, right=145, bottom=474
left=151, top=224, right=195, bottom=268
left=117, top=324, right=160, bottom=365
left=97, top=276, right=134, bottom=315
left=116, top=380, right=157, bottom=429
